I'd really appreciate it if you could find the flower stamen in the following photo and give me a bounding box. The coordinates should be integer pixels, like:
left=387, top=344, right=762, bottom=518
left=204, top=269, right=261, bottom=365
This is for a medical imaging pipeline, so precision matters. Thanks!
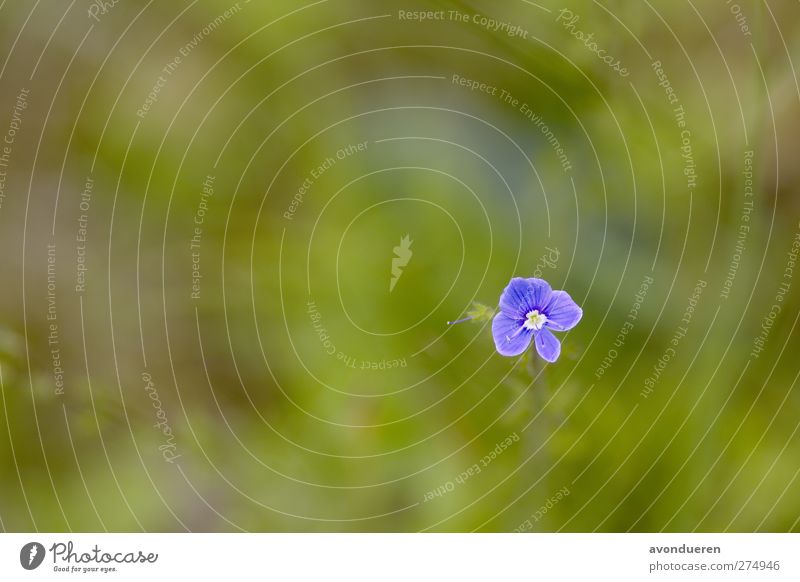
left=523, top=309, right=548, bottom=331
left=505, top=325, right=526, bottom=343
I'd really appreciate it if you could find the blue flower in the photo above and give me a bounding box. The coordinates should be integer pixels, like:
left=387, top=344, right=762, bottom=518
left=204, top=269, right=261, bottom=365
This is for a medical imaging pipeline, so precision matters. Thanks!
left=492, top=277, right=582, bottom=362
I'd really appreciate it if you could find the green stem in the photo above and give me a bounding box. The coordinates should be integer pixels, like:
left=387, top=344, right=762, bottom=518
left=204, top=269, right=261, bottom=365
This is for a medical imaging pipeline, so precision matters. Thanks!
left=521, top=351, right=551, bottom=525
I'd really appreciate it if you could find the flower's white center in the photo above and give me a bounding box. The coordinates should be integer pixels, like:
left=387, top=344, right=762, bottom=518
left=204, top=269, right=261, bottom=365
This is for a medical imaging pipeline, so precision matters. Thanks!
left=523, top=309, right=548, bottom=331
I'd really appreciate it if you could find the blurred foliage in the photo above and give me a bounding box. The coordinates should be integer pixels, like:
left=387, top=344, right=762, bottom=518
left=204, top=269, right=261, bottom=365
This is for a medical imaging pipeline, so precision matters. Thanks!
left=0, top=0, right=799, bottom=532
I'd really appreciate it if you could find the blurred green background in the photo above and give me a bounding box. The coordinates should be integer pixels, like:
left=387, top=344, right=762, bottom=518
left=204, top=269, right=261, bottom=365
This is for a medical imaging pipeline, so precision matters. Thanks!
left=0, top=0, right=799, bottom=531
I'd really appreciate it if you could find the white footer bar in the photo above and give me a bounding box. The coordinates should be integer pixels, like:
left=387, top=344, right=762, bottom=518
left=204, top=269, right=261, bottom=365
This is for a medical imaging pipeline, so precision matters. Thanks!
left=1, top=533, right=797, bottom=581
